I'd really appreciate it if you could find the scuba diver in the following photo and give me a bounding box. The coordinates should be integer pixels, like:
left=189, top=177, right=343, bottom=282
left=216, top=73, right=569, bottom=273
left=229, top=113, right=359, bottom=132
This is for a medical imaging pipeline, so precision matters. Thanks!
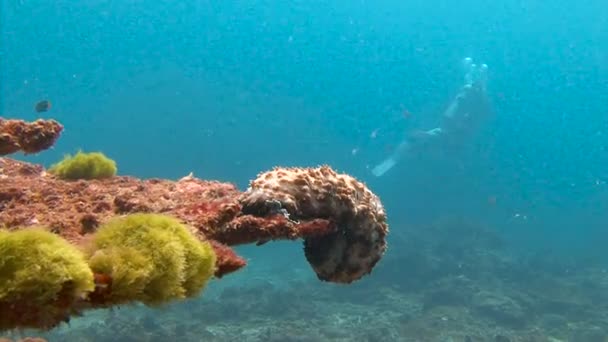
left=371, top=57, right=493, bottom=177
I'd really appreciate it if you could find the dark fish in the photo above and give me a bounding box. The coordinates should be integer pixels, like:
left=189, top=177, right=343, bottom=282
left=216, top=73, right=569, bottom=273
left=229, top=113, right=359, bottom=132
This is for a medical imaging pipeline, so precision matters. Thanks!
left=256, top=238, right=270, bottom=246
left=35, top=100, right=51, bottom=112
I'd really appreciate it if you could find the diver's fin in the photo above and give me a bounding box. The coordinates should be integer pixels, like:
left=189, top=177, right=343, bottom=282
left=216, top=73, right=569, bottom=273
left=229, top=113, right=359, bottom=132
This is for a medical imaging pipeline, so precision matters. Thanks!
left=371, top=157, right=397, bottom=177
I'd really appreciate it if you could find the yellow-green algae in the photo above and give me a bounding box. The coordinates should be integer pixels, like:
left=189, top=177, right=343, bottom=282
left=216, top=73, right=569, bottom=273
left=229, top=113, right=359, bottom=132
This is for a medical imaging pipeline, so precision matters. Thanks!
left=0, top=228, right=95, bottom=304
left=48, top=150, right=117, bottom=180
left=87, top=213, right=217, bottom=305
left=0, top=228, right=95, bottom=331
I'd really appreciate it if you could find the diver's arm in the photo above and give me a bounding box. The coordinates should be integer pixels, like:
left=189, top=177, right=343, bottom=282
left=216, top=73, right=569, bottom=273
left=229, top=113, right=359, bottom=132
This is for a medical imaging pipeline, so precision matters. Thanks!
left=442, top=84, right=471, bottom=120
left=442, top=58, right=488, bottom=119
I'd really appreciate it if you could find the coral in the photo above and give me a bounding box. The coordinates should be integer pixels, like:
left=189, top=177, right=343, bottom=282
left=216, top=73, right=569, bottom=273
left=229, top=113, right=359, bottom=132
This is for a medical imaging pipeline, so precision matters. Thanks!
left=86, top=213, right=216, bottom=305
left=206, top=240, right=247, bottom=278
left=239, top=166, right=389, bottom=283
left=48, top=151, right=117, bottom=180
left=0, top=117, right=390, bottom=330
left=0, top=228, right=94, bottom=330
left=0, top=118, right=63, bottom=156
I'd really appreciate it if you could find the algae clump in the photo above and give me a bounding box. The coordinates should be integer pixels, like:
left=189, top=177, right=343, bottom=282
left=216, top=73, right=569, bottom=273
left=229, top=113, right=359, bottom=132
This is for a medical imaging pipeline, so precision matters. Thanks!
left=87, top=213, right=217, bottom=305
left=0, top=228, right=95, bottom=329
left=49, top=150, right=117, bottom=180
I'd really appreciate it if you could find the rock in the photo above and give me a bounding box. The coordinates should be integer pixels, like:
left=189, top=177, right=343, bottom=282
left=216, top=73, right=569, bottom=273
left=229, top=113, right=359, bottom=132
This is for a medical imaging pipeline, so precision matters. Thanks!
left=423, top=275, right=477, bottom=309
left=539, top=313, right=568, bottom=331
left=569, top=325, right=606, bottom=342
left=472, top=291, right=526, bottom=327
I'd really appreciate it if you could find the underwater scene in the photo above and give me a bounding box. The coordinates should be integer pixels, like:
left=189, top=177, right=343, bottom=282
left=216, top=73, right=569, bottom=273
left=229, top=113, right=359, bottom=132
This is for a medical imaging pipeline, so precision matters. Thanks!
left=1, top=1, right=608, bottom=341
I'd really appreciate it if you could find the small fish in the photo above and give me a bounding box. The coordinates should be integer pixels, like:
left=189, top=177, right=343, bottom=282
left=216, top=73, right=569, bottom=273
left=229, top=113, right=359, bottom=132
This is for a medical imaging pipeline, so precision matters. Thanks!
left=370, top=128, right=379, bottom=139
left=35, top=100, right=52, bottom=112
left=402, top=109, right=411, bottom=118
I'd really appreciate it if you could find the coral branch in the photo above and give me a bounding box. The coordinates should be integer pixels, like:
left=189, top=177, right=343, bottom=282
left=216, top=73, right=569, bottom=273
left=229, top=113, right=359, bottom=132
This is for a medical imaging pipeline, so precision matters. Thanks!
left=206, top=240, right=247, bottom=278
left=0, top=118, right=63, bottom=155
left=210, top=215, right=337, bottom=245
left=0, top=159, right=388, bottom=285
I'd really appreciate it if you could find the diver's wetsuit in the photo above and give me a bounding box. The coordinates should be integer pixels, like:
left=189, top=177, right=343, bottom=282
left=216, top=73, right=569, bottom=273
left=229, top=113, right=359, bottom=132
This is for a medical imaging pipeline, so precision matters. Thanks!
left=371, top=59, right=492, bottom=177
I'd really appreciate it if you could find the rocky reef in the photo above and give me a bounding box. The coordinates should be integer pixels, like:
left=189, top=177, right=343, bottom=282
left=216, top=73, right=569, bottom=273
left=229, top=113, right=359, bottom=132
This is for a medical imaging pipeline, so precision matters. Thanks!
left=0, top=118, right=389, bottom=332
left=11, top=216, right=608, bottom=341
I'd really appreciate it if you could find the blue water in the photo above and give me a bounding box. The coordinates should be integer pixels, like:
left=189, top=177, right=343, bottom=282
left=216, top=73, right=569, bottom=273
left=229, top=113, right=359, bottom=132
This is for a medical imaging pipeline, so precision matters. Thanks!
left=2, top=1, right=608, bottom=340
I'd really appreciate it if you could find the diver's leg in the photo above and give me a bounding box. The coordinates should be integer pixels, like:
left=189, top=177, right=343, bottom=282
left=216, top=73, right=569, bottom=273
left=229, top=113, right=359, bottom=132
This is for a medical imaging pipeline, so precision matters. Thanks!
left=370, top=127, right=445, bottom=177
left=371, top=140, right=411, bottom=177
